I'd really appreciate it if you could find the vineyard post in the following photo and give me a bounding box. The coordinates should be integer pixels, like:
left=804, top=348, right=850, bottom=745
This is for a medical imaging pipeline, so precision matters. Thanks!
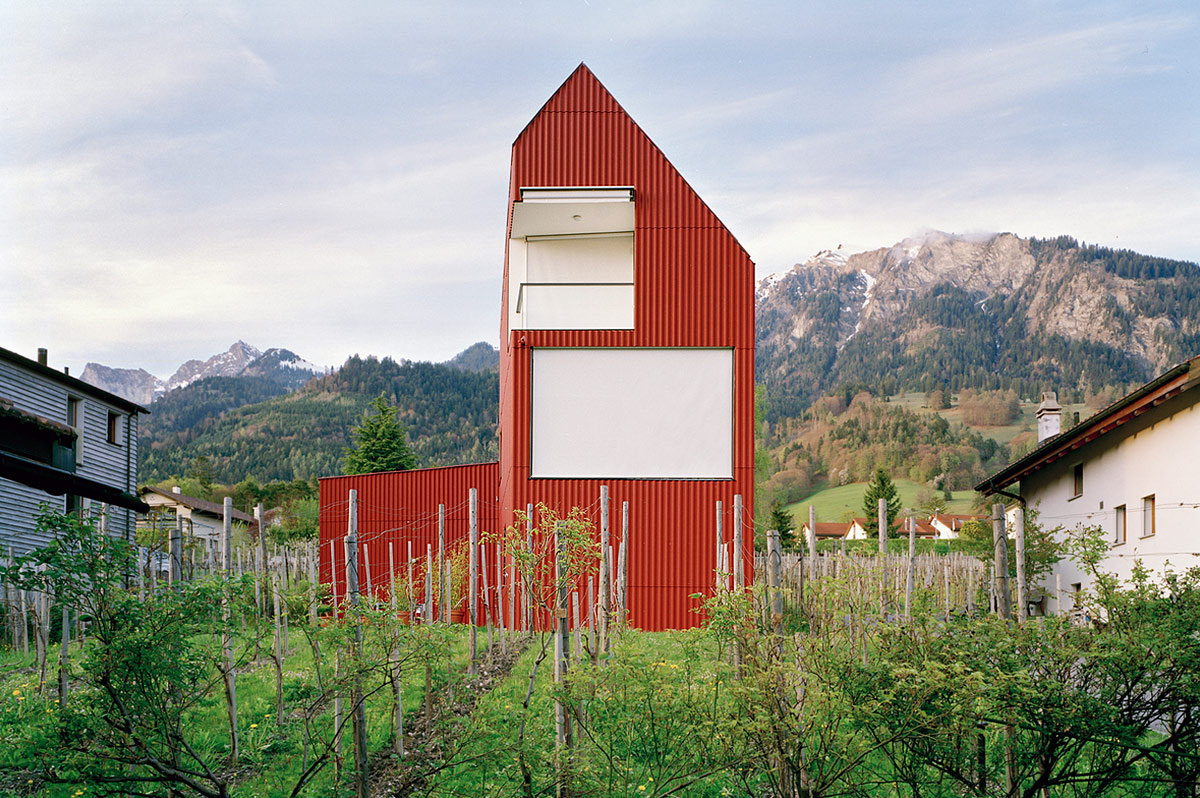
left=363, top=544, right=373, bottom=608
left=437, top=504, right=446, bottom=623
left=1013, top=504, right=1028, bottom=624
left=588, top=577, right=596, bottom=665
left=497, top=542, right=506, bottom=654
left=877, top=497, right=887, bottom=555
left=257, top=504, right=268, bottom=618
left=346, top=490, right=369, bottom=798
left=57, top=603, right=69, bottom=704
left=170, top=511, right=183, bottom=586
left=599, top=485, right=610, bottom=653
left=617, top=503, right=629, bottom=631
left=389, top=542, right=397, bottom=612
left=905, top=519, right=916, bottom=621
left=767, top=529, right=783, bottom=639
left=308, top=541, right=319, bottom=628
left=525, top=503, right=534, bottom=633
left=733, top=494, right=744, bottom=591
left=271, top=550, right=284, bottom=723
left=553, top=522, right=573, bottom=765
left=481, top=545, right=493, bottom=658
left=468, top=487, right=479, bottom=675
left=992, top=503, right=1011, bottom=620
left=714, top=500, right=724, bottom=590
left=425, top=544, right=433, bottom=622
left=407, top=542, right=414, bottom=615
left=807, top=504, right=818, bottom=582
left=508, top=541, right=516, bottom=642
left=572, top=591, right=581, bottom=662
left=221, top=498, right=238, bottom=762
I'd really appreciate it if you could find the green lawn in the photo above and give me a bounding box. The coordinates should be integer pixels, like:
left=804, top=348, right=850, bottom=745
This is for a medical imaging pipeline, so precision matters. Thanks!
left=784, top=478, right=977, bottom=524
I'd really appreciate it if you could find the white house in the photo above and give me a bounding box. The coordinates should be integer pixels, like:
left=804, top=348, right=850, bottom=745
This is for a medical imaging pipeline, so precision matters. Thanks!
left=139, top=486, right=259, bottom=543
left=928, top=512, right=985, bottom=539
left=976, top=358, right=1200, bottom=607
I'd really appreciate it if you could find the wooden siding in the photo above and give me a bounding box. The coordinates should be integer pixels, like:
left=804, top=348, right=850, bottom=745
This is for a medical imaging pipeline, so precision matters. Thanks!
left=0, top=357, right=139, bottom=554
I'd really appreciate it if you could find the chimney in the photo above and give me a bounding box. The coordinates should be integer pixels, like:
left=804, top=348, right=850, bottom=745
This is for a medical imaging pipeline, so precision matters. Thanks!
left=37, top=348, right=47, bottom=366
left=63, top=366, right=69, bottom=376
left=172, top=486, right=182, bottom=494
left=1036, top=392, right=1062, bottom=443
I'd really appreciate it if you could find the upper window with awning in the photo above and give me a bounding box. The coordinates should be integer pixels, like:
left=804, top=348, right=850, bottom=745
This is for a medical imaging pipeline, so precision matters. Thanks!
left=509, top=188, right=634, bottom=331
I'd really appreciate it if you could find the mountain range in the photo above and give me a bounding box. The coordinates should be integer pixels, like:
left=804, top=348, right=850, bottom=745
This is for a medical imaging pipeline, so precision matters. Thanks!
left=81, top=341, right=322, bottom=405
left=755, top=231, right=1200, bottom=420
left=78, top=230, right=1200, bottom=487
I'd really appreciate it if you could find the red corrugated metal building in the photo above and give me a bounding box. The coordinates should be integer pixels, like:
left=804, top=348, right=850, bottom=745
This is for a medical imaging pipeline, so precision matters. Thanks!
left=320, top=64, right=755, bottom=631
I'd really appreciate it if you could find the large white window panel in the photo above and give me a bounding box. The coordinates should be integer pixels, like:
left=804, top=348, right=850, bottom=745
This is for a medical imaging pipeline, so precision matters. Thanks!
left=526, top=235, right=633, bottom=283
left=520, top=285, right=634, bottom=330
left=531, top=348, right=734, bottom=479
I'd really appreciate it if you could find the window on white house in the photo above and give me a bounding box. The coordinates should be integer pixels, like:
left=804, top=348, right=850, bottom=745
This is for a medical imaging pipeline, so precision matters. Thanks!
left=1114, top=504, right=1126, bottom=545
left=1142, top=495, right=1155, bottom=537
left=1072, top=463, right=1083, bottom=498
left=106, top=411, right=121, bottom=445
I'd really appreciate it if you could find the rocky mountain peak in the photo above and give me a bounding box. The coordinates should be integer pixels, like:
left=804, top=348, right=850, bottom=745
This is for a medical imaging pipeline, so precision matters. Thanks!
left=168, top=341, right=262, bottom=391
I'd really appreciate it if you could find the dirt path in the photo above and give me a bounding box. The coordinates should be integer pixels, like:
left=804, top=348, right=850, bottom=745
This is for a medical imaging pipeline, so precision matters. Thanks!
left=368, top=637, right=530, bottom=797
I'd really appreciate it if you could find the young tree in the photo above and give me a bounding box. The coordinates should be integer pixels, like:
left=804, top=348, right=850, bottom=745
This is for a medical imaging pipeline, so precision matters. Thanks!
left=768, top=498, right=795, bottom=548
left=343, top=394, right=417, bottom=475
left=861, top=468, right=901, bottom=538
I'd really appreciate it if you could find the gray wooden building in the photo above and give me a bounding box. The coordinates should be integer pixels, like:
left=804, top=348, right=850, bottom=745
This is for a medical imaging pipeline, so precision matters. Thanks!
left=0, top=346, right=149, bottom=555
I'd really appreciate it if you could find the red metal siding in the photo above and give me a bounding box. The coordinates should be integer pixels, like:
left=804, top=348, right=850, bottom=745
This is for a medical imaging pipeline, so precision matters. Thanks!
left=319, top=463, right=499, bottom=610
left=499, top=65, right=757, bottom=631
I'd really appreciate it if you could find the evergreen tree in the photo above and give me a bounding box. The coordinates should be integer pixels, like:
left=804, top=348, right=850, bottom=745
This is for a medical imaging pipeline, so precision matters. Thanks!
left=342, top=394, right=417, bottom=475
left=769, top=498, right=795, bottom=548
left=862, top=468, right=901, bottom=538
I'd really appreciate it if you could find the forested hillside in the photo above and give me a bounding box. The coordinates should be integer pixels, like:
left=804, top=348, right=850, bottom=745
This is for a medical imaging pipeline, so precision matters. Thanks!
left=758, top=391, right=1008, bottom=508
left=140, top=355, right=498, bottom=484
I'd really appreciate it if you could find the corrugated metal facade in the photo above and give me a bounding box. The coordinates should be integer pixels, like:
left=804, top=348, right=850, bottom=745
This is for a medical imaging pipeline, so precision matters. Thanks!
left=319, top=463, right=499, bottom=609
left=499, top=65, right=757, bottom=630
left=318, top=65, right=756, bottom=632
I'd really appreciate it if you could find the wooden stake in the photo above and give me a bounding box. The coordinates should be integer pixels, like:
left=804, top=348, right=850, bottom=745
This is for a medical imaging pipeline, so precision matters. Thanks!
left=992, top=503, right=1011, bottom=620
left=221, top=498, right=238, bottom=762
left=878, top=497, right=887, bottom=555
left=437, top=504, right=446, bottom=623
left=599, top=485, right=611, bottom=653
left=346, top=490, right=369, bottom=798
left=1014, top=504, right=1028, bottom=623
left=714, top=500, right=724, bottom=590
left=905, top=520, right=916, bottom=621
left=468, top=488, right=478, bottom=674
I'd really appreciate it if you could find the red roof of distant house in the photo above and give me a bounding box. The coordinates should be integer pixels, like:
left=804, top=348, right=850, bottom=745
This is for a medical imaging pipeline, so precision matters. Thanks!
left=803, top=521, right=855, bottom=539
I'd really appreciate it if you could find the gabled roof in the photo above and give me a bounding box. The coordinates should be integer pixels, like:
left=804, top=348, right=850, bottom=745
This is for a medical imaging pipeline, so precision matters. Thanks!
left=140, top=486, right=258, bottom=526
left=976, top=354, right=1200, bottom=495
left=511, top=63, right=750, bottom=258
left=0, top=346, right=149, bottom=414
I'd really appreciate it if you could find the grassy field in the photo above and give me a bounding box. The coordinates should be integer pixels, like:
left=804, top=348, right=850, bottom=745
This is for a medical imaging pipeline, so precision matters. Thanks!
left=784, top=478, right=977, bottom=523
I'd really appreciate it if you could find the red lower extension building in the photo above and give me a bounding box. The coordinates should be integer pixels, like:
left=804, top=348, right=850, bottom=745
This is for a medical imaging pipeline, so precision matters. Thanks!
left=320, top=64, right=755, bottom=630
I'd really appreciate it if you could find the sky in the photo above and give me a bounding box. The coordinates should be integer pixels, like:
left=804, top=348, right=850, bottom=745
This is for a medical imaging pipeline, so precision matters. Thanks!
left=2, top=1, right=1198, bottom=379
